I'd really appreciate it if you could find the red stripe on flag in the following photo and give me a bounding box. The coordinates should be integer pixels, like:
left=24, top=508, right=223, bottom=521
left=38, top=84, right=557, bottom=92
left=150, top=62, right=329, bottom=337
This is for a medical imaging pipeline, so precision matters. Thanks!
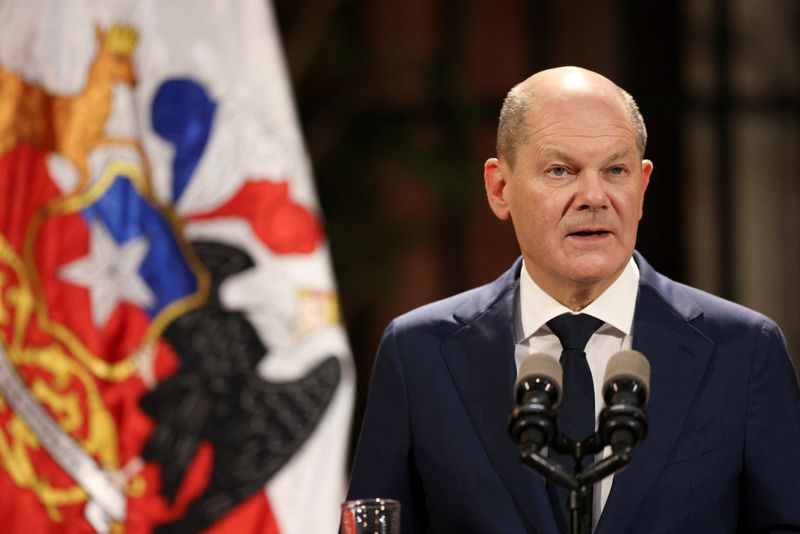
left=202, top=490, right=281, bottom=534
left=187, top=180, right=323, bottom=255
left=0, top=144, right=61, bottom=253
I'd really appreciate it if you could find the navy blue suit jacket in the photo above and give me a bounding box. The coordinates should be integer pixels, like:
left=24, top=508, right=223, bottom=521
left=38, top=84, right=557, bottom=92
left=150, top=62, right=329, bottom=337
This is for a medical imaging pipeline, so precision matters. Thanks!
left=347, top=253, right=800, bottom=533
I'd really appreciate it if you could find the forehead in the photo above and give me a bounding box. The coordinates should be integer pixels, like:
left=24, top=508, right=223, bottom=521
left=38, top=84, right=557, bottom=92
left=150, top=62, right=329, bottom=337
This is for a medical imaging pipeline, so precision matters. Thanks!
left=525, top=91, right=637, bottom=156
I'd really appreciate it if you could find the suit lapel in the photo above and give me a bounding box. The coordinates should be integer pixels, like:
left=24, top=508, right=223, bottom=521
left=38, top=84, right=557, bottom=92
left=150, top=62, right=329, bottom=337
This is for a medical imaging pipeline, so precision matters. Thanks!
left=596, top=255, right=714, bottom=533
left=440, top=262, right=560, bottom=534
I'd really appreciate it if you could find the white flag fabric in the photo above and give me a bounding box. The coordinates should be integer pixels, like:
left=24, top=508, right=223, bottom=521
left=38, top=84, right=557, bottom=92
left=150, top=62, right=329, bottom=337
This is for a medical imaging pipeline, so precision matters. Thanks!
left=0, top=0, right=354, bottom=532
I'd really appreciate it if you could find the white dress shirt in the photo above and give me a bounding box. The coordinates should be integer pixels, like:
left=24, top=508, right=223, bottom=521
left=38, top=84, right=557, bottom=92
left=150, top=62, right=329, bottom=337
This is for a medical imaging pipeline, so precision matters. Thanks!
left=513, top=257, right=640, bottom=529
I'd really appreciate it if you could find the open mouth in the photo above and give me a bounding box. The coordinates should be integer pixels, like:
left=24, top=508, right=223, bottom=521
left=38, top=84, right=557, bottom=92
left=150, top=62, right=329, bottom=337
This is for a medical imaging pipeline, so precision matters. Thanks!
left=569, top=230, right=610, bottom=237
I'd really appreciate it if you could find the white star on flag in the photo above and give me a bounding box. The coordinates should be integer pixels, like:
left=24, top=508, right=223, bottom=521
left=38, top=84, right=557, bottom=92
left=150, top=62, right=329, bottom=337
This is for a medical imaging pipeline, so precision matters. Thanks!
left=59, top=219, right=155, bottom=329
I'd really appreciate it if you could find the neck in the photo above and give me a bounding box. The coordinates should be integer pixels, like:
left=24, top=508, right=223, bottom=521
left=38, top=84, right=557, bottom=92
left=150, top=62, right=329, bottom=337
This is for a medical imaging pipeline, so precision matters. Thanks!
left=525, top=263, right=624, bottom=311
left=558, top=286, right=607, bottom=311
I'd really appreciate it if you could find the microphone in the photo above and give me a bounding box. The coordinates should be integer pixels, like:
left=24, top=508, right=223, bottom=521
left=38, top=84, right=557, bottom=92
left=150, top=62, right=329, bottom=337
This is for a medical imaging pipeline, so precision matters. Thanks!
left=599, top=350, right=650, bottom=451
left=509, top=352, right=563, bottom=451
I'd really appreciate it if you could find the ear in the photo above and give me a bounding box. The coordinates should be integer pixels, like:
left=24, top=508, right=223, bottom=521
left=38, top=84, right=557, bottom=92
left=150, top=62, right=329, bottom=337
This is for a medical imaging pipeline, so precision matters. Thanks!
left=638, top=159, right=653, bottom=219
left=484, top=158, right=512, bottom=220
left=641, top=159, right=653, bottom=188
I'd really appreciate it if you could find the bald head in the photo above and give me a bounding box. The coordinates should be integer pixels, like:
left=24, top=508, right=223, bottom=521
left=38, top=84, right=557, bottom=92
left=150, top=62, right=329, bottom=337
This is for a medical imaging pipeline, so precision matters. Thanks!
left=497, top=67, right=647, bottom=167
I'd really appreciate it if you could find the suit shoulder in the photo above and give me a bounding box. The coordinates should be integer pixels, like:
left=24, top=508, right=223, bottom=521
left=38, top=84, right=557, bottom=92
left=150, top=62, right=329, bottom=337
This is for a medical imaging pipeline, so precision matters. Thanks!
left=384, top=259, right=520, bottom=337
left=389, top=283, right=500, bottom=334
left=646, top=272, right=781, bottom=335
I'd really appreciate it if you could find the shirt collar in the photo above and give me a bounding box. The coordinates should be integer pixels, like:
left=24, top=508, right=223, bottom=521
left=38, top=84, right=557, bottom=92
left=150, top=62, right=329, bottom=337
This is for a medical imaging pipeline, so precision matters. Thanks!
left=518, top=257, right=640, bottom=341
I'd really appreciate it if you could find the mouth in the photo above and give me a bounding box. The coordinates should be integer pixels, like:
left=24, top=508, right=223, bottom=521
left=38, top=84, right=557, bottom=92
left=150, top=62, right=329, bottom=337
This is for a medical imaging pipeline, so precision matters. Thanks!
left=568, top=229, right=611, bottom=238
left=567, top=229, right=611, bottom=242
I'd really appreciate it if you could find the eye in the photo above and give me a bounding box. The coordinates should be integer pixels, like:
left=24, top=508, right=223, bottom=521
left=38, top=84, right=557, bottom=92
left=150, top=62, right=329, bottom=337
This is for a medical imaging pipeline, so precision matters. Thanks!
left=608, top=165, right=627, bottom=177
left=547, top=166, right=569, bottom=177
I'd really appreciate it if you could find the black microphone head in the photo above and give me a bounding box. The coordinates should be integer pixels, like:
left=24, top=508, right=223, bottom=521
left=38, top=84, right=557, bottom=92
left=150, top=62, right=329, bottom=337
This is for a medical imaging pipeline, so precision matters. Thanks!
left=515, top=352, right=563, bottom=407
left=510, top=352, right=563, bottom=449
left=603, top=350, right=651, bottom=403
left=600, top=350, right=651, bottom=449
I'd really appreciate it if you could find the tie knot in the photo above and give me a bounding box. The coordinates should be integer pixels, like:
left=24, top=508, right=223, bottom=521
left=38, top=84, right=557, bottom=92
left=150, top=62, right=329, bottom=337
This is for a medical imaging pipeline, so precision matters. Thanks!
left=547, top=313, right=603, bottom=352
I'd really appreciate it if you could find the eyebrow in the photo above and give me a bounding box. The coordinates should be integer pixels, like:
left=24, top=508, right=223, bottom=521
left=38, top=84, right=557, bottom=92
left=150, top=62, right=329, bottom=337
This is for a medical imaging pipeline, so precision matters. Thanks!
left=539, top=147, right=634, bottom=166
left=603, top=149, right=632, bottom=164
left=539, top=149, right=579, bottom=166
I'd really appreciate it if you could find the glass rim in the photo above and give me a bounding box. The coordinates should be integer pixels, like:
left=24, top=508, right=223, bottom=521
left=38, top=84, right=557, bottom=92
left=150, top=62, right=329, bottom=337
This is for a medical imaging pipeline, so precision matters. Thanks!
left=341, top=498, right=400, bottom=509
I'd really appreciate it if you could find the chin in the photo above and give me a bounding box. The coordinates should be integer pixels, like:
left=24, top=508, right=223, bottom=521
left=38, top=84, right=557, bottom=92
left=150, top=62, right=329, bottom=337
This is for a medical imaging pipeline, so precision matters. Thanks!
left=563, top=255, right=626, bottom=286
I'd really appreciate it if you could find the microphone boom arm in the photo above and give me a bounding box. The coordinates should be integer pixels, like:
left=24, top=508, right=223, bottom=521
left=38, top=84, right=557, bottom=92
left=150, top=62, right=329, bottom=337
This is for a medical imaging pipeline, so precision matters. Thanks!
left=517, top=434, right=635, bottom=492
left=518, top=446, right=578, bottom=490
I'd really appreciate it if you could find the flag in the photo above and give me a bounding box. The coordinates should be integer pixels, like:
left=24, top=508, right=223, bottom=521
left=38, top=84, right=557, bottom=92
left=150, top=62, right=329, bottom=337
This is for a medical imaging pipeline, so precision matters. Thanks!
left=0, top=0, right=354, bottom=532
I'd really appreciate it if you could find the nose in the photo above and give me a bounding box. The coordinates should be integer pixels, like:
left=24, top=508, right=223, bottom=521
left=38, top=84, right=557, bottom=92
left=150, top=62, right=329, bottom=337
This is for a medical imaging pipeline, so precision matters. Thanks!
left=574, top=170, right=609, bottom=210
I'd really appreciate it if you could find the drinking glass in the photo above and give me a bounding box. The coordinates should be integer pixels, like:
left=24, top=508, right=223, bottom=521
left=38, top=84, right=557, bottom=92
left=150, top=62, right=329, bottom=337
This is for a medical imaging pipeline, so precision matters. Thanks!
left=340, top=498, right=400, bottom=534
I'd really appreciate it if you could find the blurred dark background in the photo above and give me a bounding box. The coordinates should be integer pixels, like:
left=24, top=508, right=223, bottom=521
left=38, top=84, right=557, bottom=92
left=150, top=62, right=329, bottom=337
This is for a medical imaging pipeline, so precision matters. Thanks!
left=272, top=0, right=800, bottom=455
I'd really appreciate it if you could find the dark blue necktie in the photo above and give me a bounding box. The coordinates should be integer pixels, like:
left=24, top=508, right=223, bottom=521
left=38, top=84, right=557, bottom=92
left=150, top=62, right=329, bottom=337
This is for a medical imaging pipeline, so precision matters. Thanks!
left=546, top=312, right=604, bottom=532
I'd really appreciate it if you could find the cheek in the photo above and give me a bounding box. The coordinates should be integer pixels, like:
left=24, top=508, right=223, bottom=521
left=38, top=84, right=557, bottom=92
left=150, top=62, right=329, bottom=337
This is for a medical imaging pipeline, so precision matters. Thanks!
left=611, top=188, right=646, bottom=222
left=520, top=205, right=562, bottom=253
left=517, top=198, right=554, bottom=231
left=508, top=183, right=566, bottom=235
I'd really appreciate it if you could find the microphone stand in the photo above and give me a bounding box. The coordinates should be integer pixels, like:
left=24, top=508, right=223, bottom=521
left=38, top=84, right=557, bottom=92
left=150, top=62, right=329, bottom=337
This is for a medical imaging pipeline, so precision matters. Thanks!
left=517, top=432, right=635, bottom=534
left=510, top=359, right=648, bottom=534
left=511, top=352, right=650, bottom=534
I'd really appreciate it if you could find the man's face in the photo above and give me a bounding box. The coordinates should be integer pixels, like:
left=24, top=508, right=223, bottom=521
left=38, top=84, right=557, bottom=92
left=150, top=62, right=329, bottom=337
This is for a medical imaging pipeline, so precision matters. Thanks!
left=485, top=89, right=652, bottom=305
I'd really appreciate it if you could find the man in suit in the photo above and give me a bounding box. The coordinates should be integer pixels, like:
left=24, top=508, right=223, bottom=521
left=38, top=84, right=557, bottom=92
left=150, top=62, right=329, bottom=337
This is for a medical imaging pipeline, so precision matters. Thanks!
left=346, top=66, right=800, bottom=533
